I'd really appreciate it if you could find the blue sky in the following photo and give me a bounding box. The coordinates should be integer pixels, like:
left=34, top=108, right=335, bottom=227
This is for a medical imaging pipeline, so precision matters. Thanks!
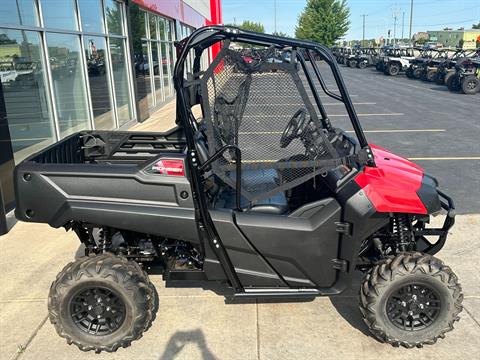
left=222, top=0, right=480, bottom=40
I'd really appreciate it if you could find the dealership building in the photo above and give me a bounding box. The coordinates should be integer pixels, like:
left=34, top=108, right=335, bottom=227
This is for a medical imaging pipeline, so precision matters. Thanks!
left=0, top=0, right=222, bottom=232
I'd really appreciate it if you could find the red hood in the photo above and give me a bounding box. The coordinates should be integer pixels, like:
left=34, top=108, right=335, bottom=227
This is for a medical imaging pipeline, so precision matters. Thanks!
left=354, top=144, right=428, bottom=214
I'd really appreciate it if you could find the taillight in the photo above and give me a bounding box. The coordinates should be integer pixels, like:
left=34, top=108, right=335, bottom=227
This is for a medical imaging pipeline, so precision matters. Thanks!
left=152, top=159, right=185, bottom=176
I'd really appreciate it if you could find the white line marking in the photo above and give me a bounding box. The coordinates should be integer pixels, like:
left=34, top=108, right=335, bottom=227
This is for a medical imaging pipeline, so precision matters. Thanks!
left=324, top=102, right=376, bottom=106
left=408, top=157, right=480, bottom=161
left=330, top=113, right=404, bottom=117
left=239, top=129, right=445, bottom=135
left=350, top=129, right=446, bottom=133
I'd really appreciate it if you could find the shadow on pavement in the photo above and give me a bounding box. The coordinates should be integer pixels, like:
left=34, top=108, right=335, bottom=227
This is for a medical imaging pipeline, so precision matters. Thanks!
left=158, top=329, right=217, bottom=360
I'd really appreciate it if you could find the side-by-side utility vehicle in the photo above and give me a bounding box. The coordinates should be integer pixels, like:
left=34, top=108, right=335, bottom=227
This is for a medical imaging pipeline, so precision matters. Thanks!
left=12, top=27, right=462, bottom=352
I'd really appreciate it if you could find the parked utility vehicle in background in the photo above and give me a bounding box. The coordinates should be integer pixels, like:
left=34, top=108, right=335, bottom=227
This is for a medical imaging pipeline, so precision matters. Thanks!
left=383, top=47, right=418, bottom=76
left=376, top=47, right=415, bottom=73
left=435, top=49, right=480, bottom=85
left=11, top=27, right=462, bottom=352
left=405, top=49, right=442, bottom=79
left=354, top=47, right=379, bottom=69
left=448, top=56, right=480, bottom=94
left=420, top=49, right=455, bottom=82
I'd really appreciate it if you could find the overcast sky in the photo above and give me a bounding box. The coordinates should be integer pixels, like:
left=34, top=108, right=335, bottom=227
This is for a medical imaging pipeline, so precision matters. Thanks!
left=222, top=0, right=480, bottom=40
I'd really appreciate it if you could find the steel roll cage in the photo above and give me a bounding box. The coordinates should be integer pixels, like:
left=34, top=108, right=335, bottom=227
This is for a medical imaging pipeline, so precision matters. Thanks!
left=173, top=25, right=368, bottom=148
left=172, top=26, right=372, bottom=292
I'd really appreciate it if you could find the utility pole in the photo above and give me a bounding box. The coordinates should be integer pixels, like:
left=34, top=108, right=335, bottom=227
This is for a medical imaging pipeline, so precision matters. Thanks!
left=393, top=12, right=397, bottom=45
left=361, top=14, right=367, bottom=47
left=274, top=0, right=277, bottom=33
left=402, top=11, right=405, bottom=42
left=409, top=0, right=414, bottom=44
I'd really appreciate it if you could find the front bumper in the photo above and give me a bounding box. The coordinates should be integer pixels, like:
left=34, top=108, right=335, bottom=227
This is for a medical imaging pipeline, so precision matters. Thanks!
left=414, top=190, right=456, bottom=255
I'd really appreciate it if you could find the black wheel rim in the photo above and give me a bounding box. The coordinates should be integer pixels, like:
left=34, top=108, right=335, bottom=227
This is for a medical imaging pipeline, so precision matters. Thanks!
left=386, top=283, right=441, bottom=331
left=467, top=79, right=476, bottom=90
left=69, top=287, right=126, bottom=336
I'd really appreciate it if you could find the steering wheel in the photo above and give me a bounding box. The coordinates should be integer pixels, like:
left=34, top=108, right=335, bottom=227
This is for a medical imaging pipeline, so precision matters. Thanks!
left=280, top=109, right=307, bottom=148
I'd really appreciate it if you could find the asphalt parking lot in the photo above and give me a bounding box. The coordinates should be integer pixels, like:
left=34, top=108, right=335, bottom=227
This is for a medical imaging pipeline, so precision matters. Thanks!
left=1, top=61, right=480, bottom=360
left=320, top=63, right=480, bottom=213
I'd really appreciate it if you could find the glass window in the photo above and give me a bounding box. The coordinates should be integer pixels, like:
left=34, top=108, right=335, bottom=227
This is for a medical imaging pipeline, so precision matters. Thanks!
left=0, top=28, right=54, bottom=162
left=151, top=43, right=162, bottom=103
left=160, top=42, right=170, bottom=98
left=159, top=17, right=166, bottom=41
left=41, top=0, right=78, bottom=30
left=46, top=33, right=89, bottom=137
left=149, top=13, right=157, bottom=40
left=0, top=0, right=38, bottom=27
left=142, top=41, right=152, bottom=108
left=167, top=20, right=174, bottom=42
left=109, top=38, right=133, bottom=125
left=104, top=0, right=123, bottom=35
left=84, top=36, right=114, bottom=129
left=78, top=0, right=104, bottom=34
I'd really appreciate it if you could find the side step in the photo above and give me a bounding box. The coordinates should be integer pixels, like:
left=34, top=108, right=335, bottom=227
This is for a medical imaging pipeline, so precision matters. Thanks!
left=233, top=288, right=320, bottom=298
left=164, top=270, right=207, bottom=281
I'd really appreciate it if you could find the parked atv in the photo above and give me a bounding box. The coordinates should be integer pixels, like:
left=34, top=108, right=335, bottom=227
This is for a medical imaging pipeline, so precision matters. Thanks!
left=383, top=47, right=418, bottom=76
left=10, top=27, right=462, bottom=352
left=405, top=49, right=441, bottom=79
left=448, top=57, right=480, bottom=94
left=419, top=49, right=455, bottom=82
left=355, top=47, right=379, bottom=69
left=436, top=49, right=480, bottom=85
left=336, top=47, right=352, bottom=65
left=345, top=48, right=360, bottom=67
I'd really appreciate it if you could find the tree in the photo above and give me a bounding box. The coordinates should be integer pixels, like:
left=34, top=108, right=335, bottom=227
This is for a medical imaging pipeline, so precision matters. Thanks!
left=472, top=22, right=480, bottom=29
left=415, top=37, right=426, bottom=46
left=272, top=31, right=289, bottom=38
left=295, top=0, right=350, bottom=47
left=227, top=20, right=265, bottom=33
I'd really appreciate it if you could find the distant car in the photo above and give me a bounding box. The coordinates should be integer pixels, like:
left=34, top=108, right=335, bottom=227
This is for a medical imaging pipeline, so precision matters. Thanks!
left=0, top=70, right=18, bottom=83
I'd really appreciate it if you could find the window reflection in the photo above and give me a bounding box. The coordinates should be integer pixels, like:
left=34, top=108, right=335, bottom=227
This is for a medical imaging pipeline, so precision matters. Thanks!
left=41, top=0, right=77, bottom=30
left=109, top=38, right=133, bottom=126
left=105, top=0, right=123, bottom=35
left=152, top=43, right=162, bottom=103
left=0, top=0, right=38, bottom=27
left=0, top=29, right=54, bottom=162
left=47, top=33, right=89, bottom=137
left=160, top=42, right=170, bottom=98
left=78, top=0, right=104, bottom=34
left=84, top=37, right=115, bottom=130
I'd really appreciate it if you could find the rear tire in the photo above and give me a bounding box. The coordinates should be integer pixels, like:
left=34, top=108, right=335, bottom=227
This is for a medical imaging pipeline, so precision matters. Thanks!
left=426, top=69, right=437, bottom=82
left=48, top=254, right=157, bottom=352
left=387, top=63, right=400, bottom=76
left=349, top=60, right=357, bottom=68
left=358, top=61, right=367, bottom=69
left=360, top=252, right=463, bottom=348
left=443, top=71, right=455, bottom=86
left=461, top=75, right=480, bottom=94
left=447, top=74, right=461, bottom=92
left=412, top=68, right=423, bottom=79
left=376, top=63, right=383, bottom=71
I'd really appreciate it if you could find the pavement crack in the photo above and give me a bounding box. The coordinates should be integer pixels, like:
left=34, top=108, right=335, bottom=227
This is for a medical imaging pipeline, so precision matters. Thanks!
left=463, top=305, right=480, bottom=329
left=13, top=314, right=48, bottom=360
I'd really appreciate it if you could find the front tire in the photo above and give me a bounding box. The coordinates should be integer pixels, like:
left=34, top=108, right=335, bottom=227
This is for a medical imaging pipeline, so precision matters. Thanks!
left=359, top=252, right=463, bottom=348
left=461, top=75, right=480, bottom=94
left=387, top=63, right=400, bottom=76
left=48, top=254, right=157, bottom=352
left=426, top=69, right=437, bottom=82
left=358, top=61, right=367, bottom=69
left=412, top=68, right=423, bottom=79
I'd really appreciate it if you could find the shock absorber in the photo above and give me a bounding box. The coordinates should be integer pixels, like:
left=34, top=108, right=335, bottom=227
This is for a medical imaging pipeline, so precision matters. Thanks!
left=394, top=214, right=411, bottom=252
